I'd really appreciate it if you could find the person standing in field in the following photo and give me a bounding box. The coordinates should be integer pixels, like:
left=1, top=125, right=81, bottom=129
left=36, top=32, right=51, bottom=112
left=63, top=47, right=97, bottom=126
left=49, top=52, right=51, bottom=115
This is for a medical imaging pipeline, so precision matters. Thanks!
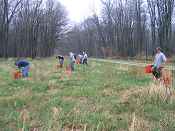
left=83, top=51, right=88, bottom=65
left=69, top=52, right=76, bottom=71
left=15, top=60, right=30, bottom=77
left=78, top=54, right=83, bottom=64
left=152, top=47, right=167, bottom=79
left=56, top=55, right=64, bottom=68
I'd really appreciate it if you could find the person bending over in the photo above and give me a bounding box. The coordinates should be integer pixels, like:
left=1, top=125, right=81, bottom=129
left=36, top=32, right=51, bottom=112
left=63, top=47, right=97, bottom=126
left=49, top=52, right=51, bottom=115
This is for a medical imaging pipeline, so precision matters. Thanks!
left=15, top=60, right=30, bottom=77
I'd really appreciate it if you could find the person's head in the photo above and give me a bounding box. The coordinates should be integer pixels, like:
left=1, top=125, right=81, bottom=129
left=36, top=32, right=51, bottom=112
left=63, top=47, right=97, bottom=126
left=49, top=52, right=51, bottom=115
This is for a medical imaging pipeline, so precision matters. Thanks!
left=69, top=52, right=73, bottom=57
left=156, top=47, right=161, bottom=53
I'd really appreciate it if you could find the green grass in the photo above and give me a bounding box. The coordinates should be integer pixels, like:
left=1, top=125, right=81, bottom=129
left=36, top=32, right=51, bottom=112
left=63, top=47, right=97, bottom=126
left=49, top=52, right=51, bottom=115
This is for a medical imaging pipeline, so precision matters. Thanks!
left=0, top=58, right=174, bottom=131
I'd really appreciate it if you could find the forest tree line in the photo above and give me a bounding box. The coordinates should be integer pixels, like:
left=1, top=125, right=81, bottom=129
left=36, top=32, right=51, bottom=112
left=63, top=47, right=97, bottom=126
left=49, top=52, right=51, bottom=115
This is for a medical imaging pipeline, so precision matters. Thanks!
left=0, top=0, right=175, bottom=58
left=0, top=0, right=67, bottom=58
left=59, top=0, right=175, bottom=58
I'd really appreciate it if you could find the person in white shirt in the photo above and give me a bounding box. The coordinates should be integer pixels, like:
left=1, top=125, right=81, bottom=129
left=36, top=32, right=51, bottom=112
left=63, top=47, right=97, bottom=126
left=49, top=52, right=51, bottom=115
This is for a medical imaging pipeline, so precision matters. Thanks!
left=83, top=51, right=88, bottom=65
left=69, top=52, right=76, bottom=71
left=152, top=47, right=167, bottom=79
left=78, top=54, right=83, bottom=64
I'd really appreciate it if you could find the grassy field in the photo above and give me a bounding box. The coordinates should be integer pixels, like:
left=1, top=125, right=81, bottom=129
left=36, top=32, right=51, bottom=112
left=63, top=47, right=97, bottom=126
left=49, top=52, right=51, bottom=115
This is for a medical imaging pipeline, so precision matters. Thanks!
left=0, top=58, right=175, bottom=131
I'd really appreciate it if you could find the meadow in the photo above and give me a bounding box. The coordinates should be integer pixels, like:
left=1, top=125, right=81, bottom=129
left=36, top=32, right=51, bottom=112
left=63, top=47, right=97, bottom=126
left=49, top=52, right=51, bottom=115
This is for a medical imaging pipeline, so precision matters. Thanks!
left=0, top=58, right=175, bottom=131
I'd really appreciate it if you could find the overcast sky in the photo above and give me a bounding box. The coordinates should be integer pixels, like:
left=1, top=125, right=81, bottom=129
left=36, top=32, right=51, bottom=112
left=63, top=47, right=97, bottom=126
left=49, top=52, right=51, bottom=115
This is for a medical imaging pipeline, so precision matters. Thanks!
left=57, top=0, right=101, bottom=23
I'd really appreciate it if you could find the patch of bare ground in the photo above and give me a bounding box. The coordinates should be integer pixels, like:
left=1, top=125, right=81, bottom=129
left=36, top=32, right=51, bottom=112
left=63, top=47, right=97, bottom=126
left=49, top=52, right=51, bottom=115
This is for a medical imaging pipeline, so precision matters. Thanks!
left=128, top=66, right=145, bottom=77
left=0, top=64, right=13, bottom=72
left=146, top=83, right=175, bottom=102
left=118, top=82, right=175, bottom=103
left=62, top=96, right=88, bottom=104
left=0, top=83, right=62, bottom=101
left=29, top=121, right=42, bottom=131
left=63, top=124, right=87, bottom=131
left=129, top=112, right=152, bottom=131
left=0, top=89, right=33, bottom=101
left=47, top=87, right=60, bottom=95
left=102, top=88, right=114, bottom=96
left=118, top=87, right=145, bottom=103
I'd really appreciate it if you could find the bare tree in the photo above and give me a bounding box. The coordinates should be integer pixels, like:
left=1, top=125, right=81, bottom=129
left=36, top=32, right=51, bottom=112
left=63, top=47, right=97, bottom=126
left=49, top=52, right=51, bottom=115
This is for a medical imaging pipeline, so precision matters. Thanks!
left=0, top=0, right=22, bottom=57
left=0, top=0, right=174, bottom=58
left=147, top=0, right=156, bottom=50
left=0, top=0, right=67, bottom=58
left=156, top=0, right=174, bottom=53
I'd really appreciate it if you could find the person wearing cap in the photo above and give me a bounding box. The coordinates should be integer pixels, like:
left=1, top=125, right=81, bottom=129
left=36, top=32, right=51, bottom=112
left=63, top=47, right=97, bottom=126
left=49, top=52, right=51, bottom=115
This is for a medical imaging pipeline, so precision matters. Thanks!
left=15, top=60, right=30, bottom=77
left=152, top=47, right=167, bottom=79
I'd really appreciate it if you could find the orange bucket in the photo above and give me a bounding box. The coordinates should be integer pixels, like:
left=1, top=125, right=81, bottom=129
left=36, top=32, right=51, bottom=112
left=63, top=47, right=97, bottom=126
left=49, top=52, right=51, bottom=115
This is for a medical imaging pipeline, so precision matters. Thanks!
left=13, top=71, right=22, bottom=79
left=145, top=65, right=152, bottom=74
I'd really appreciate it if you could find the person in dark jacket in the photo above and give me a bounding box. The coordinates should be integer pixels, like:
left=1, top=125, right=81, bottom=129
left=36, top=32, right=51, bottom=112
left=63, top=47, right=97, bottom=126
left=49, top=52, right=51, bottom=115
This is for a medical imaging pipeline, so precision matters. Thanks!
left=15, top=60, right=30, bottom=77
left=56, top=55, right=64, bottom=68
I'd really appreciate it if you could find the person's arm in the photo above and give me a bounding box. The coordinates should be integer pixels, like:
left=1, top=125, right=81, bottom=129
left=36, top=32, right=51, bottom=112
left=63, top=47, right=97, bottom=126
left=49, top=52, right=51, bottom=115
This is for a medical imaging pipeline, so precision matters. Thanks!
left=162, top=53, right=167, bottom=63
left=161, top=53, right=167, bottom=67
left=152, top=55, right=156, bottom=68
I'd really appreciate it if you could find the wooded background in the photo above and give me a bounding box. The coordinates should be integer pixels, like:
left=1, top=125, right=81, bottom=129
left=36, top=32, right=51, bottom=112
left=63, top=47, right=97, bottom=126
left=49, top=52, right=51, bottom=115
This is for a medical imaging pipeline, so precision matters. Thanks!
left=59, top=0, right=175, bottom=58
left=0, top=0, right=175, bottom=58
left=0, top=0, right=67, bottom=58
